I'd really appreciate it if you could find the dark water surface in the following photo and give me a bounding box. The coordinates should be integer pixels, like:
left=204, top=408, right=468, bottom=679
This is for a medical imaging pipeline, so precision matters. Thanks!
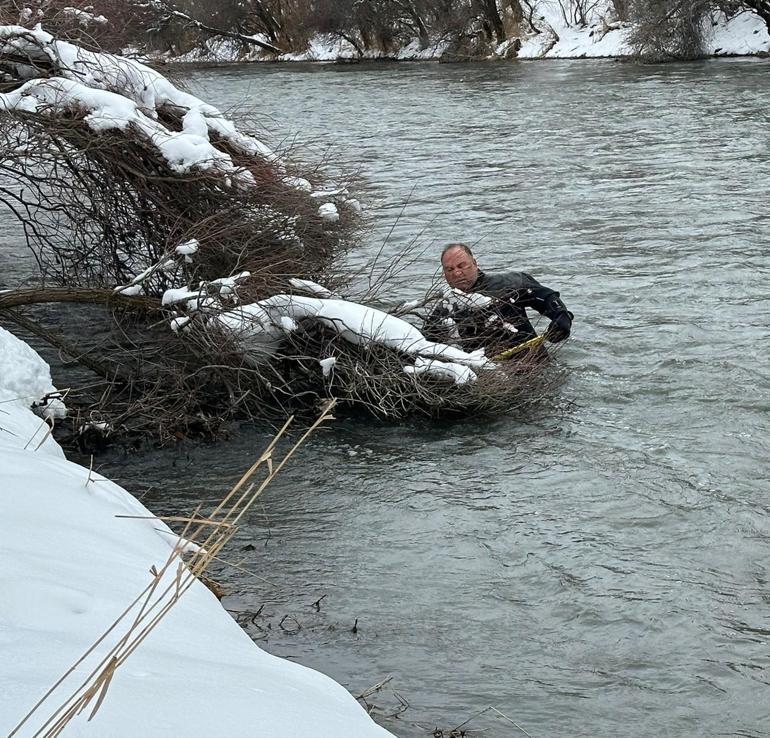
left=5, top=59, right=770, bottom=737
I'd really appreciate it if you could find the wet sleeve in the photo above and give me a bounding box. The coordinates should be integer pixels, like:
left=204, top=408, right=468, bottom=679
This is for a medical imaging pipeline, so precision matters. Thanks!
left=516, top=272, right=573, bottom=321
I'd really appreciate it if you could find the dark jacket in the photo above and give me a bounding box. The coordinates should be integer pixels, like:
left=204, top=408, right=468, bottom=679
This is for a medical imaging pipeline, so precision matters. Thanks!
left=423, top=271, right=572, bottom=355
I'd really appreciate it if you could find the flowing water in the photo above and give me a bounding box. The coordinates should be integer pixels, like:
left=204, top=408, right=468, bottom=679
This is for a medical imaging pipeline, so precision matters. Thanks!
left=3, top=59, right=770, bottom=737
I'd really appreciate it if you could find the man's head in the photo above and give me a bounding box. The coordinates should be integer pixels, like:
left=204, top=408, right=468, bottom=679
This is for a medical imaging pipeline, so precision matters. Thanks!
left=441, top=243, right=479, bottom=292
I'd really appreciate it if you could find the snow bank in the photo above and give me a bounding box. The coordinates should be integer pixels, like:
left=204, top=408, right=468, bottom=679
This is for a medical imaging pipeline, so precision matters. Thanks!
left=280, top=33, right=362, bottom=62
left=517, top=3, right=769, bottom=59
left=705, top=10, right=770, bottom=56
left=0, top=326, right=394, bottom=738
left=0, top=326, right=66, bottom=455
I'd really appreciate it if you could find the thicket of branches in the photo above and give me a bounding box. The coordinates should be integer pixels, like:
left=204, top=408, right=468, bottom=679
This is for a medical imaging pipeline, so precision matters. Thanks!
left=0, top=27, right=343, bottom=442
left=0, top=0, right=153, bottom=51
left=626, top=0, right=710, bottom=59
left=1, top=117, right=347, bottom=293
left=624, top=0, right=768, bottom=59
left=0, top=27, right=565, bottom=449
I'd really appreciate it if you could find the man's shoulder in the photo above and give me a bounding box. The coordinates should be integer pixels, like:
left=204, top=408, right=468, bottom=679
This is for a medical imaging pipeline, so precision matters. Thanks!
left=475, top=271, right=531, bottom=294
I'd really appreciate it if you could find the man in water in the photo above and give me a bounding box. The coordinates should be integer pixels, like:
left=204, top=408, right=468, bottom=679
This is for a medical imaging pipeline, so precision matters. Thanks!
left=423, top=243, right=573, bottom=357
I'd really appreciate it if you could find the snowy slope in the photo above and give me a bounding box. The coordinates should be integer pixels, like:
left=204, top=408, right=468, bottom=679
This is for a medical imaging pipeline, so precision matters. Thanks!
left=0, top=326, right=393, bottom=738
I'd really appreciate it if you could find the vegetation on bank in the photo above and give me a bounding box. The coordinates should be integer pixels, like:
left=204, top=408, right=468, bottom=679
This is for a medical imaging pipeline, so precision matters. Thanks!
left=1, top=0, right=769, bottom=62
left=0, top=26, right=562, bottom=450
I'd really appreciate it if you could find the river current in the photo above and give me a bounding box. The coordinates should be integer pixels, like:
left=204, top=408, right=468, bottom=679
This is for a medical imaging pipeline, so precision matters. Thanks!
left=4, top=59, right=770, bottom=737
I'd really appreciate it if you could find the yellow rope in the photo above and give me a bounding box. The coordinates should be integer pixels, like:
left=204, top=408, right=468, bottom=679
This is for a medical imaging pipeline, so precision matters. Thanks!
left=491, top=333, right=546, bottom=362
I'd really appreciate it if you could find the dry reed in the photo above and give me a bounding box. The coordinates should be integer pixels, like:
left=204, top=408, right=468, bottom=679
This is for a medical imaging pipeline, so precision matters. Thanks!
left=8, top=400, right=335, bottom=738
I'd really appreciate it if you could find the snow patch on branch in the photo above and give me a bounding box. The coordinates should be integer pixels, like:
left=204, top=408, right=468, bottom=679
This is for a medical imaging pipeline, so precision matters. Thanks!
left=62, top=7, right=108, bottom=27
left=0, top=25, right=339, bottom=188
left=318, top=202, right=340, bottom=223
left=211, top=295, right=492, bottom=383
left=404, top=356, right=478, bottom=385
left=0, top=75, right=258, bottom=184
left=289, top=278, right=335, bottom=298
left=319, top=356, right=336, bottom=376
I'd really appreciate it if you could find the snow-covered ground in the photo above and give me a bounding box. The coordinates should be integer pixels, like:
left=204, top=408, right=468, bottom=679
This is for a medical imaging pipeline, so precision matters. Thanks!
left=515, top=0, right=770, bottom=59
left=0, top=325, right=394, bottom=738
left=158, top=2, right=770, bottom=64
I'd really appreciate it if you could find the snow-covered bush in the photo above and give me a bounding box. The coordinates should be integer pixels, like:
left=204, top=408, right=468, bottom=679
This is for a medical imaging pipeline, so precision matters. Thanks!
left=0, top=27, right=560, bottom=445
left=0, top=26, right=361, bottom=437
left=0, top=26, right=358, bottom=292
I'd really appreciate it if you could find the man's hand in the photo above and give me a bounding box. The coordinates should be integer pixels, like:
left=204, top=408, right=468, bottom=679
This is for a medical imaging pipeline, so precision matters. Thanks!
left=545, top=312, right=572, bottom=343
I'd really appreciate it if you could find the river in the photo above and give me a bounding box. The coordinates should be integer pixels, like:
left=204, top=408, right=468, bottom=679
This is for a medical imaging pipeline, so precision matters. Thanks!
left=4, top=58, right=770, bottom=737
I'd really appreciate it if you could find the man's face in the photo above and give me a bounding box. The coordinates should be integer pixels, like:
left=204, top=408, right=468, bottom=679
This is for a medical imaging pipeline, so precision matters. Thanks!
left=442, top=247, right=479, bottom=292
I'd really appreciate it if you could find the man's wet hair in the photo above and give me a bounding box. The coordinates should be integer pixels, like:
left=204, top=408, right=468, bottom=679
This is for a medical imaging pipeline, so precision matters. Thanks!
left=441, top=243, right=474, bottom=262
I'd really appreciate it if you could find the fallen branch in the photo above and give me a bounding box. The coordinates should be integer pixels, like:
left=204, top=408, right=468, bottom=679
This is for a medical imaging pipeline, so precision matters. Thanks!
left=0, top=308, right=132, bottom=383
left=149, top=0, right=285, bottom=54
left=0, top=287, right=161, bottom=313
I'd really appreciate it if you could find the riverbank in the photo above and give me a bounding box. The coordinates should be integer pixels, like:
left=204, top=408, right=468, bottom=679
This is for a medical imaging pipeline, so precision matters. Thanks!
left=2, top=52, right=768, bottom=738
left=148, top=7, right=769, bottom=64
left=0, top=325, right=393, bottom=738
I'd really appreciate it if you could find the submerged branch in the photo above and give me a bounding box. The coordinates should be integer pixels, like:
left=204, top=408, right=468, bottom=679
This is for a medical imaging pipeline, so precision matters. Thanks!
left=1, top=309, right=133, bottom=383
left=0, top=287, right=161, bottom=313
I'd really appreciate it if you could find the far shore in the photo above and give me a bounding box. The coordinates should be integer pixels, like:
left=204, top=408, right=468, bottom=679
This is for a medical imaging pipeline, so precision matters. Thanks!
left=150, top=48, right=770, bottom=71
left=134, top=12, right=769, bottom=68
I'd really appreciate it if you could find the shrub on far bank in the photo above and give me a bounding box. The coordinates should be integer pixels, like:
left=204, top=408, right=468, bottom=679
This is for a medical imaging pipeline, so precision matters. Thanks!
left=627, top=0, right=710, bottom=60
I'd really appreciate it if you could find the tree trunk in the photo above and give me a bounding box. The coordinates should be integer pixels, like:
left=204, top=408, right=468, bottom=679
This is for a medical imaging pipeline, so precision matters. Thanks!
left=478, top=0, right=507, bottom=44
left=612, top=0, right=630, bottom=21
left=506, top=0, right=524, bottom=25
left=151, top=0, right=285, bottom=53
left=394, top=1, right=431, bottom=48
